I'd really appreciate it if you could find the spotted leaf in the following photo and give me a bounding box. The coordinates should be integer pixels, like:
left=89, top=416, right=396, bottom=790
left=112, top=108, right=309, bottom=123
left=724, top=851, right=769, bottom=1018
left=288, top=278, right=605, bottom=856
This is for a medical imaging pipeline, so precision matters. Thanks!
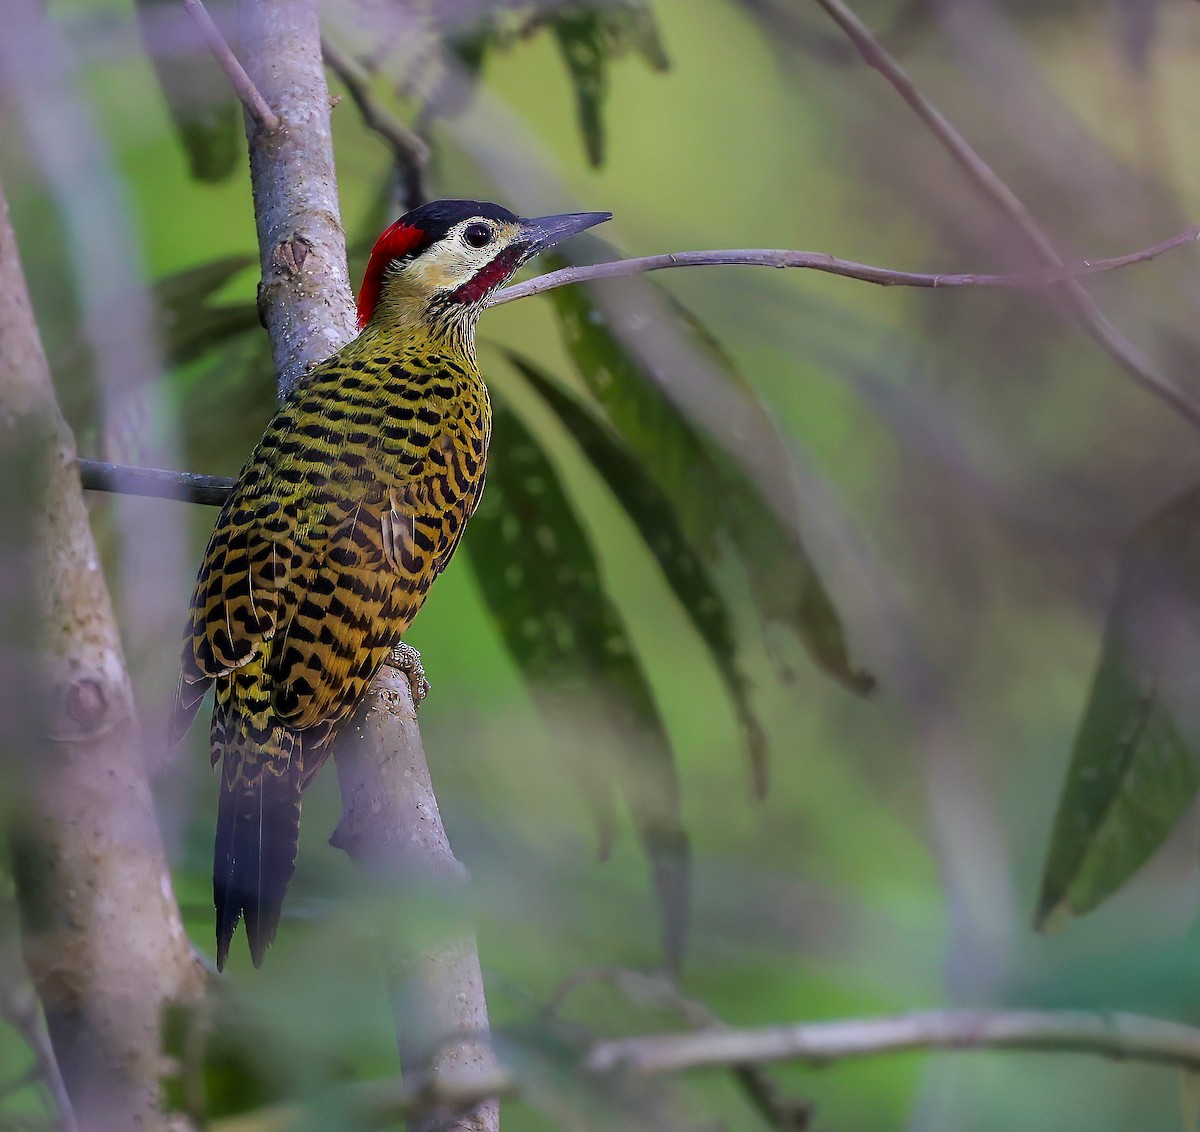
left=465, top=393, right=690, bottom=971
left=550, top=273, right=873, bottom=696
left=505, top=349, right=768, bottom=796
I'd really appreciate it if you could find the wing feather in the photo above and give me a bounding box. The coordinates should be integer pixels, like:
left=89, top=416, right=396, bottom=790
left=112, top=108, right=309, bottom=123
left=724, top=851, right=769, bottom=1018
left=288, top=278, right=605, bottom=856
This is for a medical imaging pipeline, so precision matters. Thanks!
left=174, top=410, right=488, bottom=749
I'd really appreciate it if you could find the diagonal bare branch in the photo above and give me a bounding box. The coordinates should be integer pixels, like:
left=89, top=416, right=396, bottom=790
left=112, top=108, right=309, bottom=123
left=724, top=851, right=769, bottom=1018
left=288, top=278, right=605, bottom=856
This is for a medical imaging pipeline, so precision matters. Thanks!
left=321, top=38, right=429, bottom=208
left=809, top=0, right=1200, bottom=432
left=295, top=1005, right=1200, bottom=1126
left=181, top=0, right=279, bottom=131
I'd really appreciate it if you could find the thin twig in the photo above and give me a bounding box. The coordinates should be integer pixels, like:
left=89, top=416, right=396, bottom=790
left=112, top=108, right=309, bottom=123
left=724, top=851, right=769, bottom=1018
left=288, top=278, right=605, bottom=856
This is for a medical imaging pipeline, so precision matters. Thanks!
left=738, top=0, right=928, bottom=65
left=321, top=38, right=429, bottom=207
left=294, top=1006, right=1200, bottom=1126
left=545, top=968, right=811, bottom=1130
left=585, top=1008, right=1200, bottom=1075
left=492, top=225, right=1200, bottom=306
left=181, top=0, right=279, bottom=132
left=809, top=0, right=1200, bottom=431
left=0, top=988, right=76, bottom=1131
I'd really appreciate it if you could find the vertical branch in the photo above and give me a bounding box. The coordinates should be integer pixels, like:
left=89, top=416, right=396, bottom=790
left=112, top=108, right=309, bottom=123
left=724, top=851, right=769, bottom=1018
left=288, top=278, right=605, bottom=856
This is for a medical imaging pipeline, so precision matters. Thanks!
left=235, top=3, right=498, bottom=1128
left=239, top=0, right=358, bottom=395
left=0, top=187, right=204, bottom=1129
left=0, top=898, right=76, bottom=1132
left=330, top=669, right=499, bottom=1132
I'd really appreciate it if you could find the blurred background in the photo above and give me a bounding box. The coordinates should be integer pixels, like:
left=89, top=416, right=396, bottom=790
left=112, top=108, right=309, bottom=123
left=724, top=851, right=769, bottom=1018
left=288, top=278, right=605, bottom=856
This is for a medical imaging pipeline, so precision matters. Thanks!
left=6, top=0, right=1200, bottom=1128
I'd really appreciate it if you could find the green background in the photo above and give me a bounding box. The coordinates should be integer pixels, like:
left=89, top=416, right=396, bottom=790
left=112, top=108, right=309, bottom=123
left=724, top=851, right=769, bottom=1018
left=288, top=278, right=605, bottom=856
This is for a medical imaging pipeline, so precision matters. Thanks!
left=6, top=0, right=1200, bottom=1128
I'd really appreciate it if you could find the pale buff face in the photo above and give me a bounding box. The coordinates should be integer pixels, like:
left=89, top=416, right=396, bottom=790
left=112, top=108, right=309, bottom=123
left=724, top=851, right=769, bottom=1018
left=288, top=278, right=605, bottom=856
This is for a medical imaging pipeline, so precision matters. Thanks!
left=389, top=217, right=524, bottom=298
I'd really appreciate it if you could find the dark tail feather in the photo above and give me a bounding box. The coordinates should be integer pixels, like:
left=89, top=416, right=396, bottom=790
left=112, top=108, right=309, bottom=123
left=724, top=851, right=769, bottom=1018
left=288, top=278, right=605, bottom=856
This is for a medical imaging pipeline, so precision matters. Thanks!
left=213, top=738, right=302, bottom=970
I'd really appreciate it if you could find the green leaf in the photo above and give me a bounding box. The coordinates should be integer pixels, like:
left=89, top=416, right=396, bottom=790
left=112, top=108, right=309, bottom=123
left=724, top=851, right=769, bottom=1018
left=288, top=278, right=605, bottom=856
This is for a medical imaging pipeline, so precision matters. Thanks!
left=60, top=256, right=256, bottom=379
left=152, top=256, right=259, bottom=367
left=549, top=3, right=669, bottom=167
left=444, top=16, right=492, bottom=77
left=135, top=0, right=242, bottom=183
left=549, top=276, right=874, bottom=697
left=162, top=995, right=293, bottom=1123
left=176, top=338, right=277, bottom=475
left=550, top=11, right=609, bottom=168
left=1036, top=487, right=1200, bottom=928
left=505, top=349, right=768, bottom=795
left=154, top=255, right=254, bottom=310
left=430, top=1, right=668, bottom=167
left=464, top=393, right=689, bottom=971
left=48, top=255, right=259, bottom=461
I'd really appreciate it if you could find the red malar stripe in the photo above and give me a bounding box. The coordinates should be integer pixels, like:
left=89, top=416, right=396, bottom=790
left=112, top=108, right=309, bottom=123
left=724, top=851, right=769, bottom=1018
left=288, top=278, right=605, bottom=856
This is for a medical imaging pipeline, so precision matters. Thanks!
left=447, top=244, right=526, bottom=306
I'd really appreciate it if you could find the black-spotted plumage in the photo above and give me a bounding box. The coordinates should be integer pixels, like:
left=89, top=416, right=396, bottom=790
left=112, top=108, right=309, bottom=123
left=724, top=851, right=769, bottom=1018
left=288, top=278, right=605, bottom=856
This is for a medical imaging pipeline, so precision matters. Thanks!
left=173, top=200, right=611, bottom=968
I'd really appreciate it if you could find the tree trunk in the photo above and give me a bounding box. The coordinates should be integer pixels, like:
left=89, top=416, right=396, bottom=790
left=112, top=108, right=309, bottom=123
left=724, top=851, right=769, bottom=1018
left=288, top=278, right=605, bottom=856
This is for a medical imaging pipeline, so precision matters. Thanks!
left=0, top=184, right=205, bottom=1131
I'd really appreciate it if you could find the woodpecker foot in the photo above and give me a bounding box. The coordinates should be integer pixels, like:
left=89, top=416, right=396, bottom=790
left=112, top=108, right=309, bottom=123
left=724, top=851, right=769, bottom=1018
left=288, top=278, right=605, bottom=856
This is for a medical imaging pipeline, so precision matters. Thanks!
left=386, top=641, right=430, bottom=708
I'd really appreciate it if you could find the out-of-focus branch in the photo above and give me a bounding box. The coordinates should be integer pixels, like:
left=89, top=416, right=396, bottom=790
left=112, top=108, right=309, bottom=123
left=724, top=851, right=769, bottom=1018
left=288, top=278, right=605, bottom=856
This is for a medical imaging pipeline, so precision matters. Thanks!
left=181, top=0, right=279, bottom=131
left=585, top=1007, right=1200, bottom=1075
left=321, top=38, right=429, bottom=208
left=545, top=968, right=811, bottom=1131
left=234, top=4, right=497, bottom=1129
left=0, top=967, right=76, bottom=1130
left=809, top=0, right=1200, bottom=432
left=0, top=182, right=204, bottom=1129
left=330, top=667, right=499, bottom=1132
left=78, top=458, right=234, bottom=506
left=277, top=1005, right=1200, bottom=1127
left=493, top=226, right=1200, bottom=304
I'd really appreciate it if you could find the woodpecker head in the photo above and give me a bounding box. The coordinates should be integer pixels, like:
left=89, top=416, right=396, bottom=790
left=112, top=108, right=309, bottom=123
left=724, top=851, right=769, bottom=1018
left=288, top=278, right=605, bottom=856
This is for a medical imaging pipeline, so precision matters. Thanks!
left=357, top=199, right=611, bottom=334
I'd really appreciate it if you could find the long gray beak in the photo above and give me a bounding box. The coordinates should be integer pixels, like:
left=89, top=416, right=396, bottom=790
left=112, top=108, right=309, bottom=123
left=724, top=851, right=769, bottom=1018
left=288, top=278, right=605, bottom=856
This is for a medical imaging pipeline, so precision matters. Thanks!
left=520, top=211, right=612, bottom=254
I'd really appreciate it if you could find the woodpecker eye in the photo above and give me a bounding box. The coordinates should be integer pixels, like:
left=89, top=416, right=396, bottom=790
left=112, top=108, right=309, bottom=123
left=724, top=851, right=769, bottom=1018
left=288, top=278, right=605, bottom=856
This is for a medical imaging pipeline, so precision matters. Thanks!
left=462, top=222, right=493, bottom=249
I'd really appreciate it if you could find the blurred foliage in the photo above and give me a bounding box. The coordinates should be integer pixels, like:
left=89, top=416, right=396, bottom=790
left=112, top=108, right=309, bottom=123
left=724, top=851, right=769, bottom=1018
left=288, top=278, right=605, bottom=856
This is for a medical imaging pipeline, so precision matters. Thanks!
left=8, top=0, right=1200, bottom=1129
left=153, top=255, right=258, bottom=366
left=548, top=275, right=874, bottom=700
left=1037, top=488, right=1200, bottom=928
left=134, top=0, right=242, bottom=182
left=507, top=350, right=768, bottom=790
left=546, top=2, right=669, bottom=167
left=468, top=382, right=691, bottom=971
left=440, top=1, right=669, bottom=166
